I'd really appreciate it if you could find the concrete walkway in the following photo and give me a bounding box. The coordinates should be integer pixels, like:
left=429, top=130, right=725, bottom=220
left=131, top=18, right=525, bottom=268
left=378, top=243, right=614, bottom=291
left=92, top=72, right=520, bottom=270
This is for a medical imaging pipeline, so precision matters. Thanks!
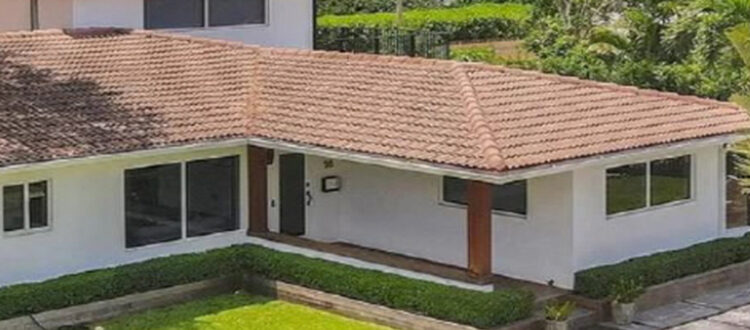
left=600, top=282, right=750, bottom=329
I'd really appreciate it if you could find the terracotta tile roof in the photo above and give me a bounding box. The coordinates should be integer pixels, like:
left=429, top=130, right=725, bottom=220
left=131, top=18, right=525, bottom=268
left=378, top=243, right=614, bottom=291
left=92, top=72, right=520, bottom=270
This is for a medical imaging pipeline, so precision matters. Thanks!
left=0, top=29, right=748, bottom=172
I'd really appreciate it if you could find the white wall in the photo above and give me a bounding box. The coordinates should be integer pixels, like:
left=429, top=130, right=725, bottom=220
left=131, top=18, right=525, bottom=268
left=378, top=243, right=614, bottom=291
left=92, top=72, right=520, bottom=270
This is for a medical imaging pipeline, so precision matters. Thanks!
left=0, top=146, right=250, bottom=287
left=572, top=145, right=724, bottom=271
left=266, top=144, right=727, bottom=289
left=0, top=0, right=33, bottom=32
left=268, top=154, right=577, bottom=287
left=494, top=172, right=575, bottom=288
left=72, top=0, right=313, bottom=48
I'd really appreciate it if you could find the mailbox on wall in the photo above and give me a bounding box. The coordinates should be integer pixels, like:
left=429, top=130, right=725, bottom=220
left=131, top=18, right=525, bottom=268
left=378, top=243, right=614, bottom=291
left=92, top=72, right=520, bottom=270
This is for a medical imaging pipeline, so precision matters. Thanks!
left=321, top=175, right=342, bottom=193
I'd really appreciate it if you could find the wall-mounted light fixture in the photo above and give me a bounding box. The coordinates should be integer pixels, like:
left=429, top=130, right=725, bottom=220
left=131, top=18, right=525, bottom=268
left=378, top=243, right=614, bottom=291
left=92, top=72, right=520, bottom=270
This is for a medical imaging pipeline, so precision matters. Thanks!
left=321, top=175, right=341, bottom=193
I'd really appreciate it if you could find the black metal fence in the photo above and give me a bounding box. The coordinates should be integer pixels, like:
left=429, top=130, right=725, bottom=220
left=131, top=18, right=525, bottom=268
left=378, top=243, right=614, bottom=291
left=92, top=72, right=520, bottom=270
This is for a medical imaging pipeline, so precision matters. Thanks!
left=315, top=28, right=451, bottom=59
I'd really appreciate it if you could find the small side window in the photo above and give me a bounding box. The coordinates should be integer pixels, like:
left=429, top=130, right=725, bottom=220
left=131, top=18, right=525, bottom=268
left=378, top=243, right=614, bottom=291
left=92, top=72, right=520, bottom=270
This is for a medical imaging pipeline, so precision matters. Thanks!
left=3, top=185, right=24, bottom=232
left=606, top=155, right=692, bottom=216
left=145, top=0, right=204, bottom=29
left=3, top=180, right=50, bottom=233
left=442, top=177, right=527, bottom=216
left=606, top=163, right=647, bottom=215
left=209, top=0, right=266, bottom=26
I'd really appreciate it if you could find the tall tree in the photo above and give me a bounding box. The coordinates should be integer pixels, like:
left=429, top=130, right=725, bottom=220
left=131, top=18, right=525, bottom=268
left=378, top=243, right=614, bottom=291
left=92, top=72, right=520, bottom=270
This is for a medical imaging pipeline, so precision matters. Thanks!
left=726, top=23, right=750, bottom=186
left=396, top=0, right=404, bottom=26
left=727, top=23, right=750, bottom=108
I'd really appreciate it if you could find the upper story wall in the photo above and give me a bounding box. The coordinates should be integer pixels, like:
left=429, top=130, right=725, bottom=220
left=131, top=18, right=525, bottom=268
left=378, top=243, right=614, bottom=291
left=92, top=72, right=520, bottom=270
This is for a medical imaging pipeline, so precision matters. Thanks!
left=0, top=0, right=73, bottom=32
left=73, top=0, right=313, bottom=48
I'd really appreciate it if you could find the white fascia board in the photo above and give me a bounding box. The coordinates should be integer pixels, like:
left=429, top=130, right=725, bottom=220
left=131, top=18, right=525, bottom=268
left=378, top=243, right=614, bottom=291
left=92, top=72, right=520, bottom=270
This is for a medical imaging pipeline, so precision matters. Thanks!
left=247, top=135, right=741, bottom=185
left=0, top=138, right=249, bottom=176
left=0, top=134, right=741, bottom=182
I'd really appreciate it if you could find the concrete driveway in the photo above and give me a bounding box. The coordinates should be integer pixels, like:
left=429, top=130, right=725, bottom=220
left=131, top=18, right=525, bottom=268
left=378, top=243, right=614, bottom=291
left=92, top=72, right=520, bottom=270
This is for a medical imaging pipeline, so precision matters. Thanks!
left=672, top=304, right=750, bottom=329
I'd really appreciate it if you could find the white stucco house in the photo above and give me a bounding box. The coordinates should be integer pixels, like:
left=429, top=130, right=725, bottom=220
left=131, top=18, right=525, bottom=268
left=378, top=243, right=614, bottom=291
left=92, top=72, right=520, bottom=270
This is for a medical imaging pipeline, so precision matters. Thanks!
left=0, top=0, right=314, bottom=48
left=0, top=28, right=748, bottom=292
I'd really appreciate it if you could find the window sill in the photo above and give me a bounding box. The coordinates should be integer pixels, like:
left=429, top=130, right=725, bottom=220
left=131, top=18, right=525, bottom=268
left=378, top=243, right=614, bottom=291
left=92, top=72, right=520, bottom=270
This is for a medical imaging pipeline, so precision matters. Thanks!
left=438, top=201, right=527, bottom=221
left=2, top=226, right=52, bottom=238
left=606, top=199, right=695, bottom=220
left=125, top=229, right=245, bottom=252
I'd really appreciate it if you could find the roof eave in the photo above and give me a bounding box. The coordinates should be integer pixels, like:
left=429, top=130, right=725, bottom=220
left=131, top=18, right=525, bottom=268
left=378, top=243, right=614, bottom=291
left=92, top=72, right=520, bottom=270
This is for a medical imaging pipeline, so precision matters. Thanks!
left=247, top=134, right=742, bottom=185
left=0, top=134, right=740, bottom=182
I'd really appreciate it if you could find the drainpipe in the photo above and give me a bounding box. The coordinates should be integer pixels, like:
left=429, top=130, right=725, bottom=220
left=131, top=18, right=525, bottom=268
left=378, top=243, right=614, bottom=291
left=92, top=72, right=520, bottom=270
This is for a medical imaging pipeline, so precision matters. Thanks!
left=30, top=0, right=39, bottom=30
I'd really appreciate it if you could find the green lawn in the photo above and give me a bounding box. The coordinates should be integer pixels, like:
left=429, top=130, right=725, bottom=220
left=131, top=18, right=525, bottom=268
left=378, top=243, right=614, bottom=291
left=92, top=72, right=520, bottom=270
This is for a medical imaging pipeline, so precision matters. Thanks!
left=95, top=294, right=391, bottom=330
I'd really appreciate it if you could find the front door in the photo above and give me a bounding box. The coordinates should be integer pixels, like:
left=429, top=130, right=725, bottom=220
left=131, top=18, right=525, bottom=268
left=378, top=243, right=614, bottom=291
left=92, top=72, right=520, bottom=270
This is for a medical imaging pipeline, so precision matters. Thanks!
left=279, top=153, right=305, bottom=236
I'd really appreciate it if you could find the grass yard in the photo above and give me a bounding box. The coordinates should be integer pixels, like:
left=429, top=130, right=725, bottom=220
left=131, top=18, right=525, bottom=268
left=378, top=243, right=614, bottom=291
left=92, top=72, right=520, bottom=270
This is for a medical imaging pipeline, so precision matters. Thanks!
left=95, top=293, right=391, bottom=330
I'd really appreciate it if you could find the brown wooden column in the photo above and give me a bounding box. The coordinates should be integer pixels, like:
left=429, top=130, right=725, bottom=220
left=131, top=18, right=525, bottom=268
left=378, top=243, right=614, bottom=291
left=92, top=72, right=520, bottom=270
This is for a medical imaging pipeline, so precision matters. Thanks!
left=248, top=145, right=269, bottom=234
left=467, top=180, right=492, bottom=281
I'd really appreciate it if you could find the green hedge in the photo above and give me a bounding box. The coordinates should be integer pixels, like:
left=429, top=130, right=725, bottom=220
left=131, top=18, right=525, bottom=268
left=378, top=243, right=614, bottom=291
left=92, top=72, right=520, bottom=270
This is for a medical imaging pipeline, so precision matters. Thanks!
left=0, top=245, right=534, bottom=328
left=317, top=0, right=444, bottom=16
left=317, top=3, right=534, bottom=42
left=575, top=233, right=750, bottom=299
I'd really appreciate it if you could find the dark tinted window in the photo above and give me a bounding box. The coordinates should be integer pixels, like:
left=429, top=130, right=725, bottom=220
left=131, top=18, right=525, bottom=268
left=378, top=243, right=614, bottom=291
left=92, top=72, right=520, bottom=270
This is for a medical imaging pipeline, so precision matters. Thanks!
left=187, top=156, right=239, bottom=237
left=442, top=176, right=467, bottom=206
left=491, top=180, right=526, bottom=215
left=3, top=185, right=24, bottom=232
left=606, top=163, right=647, bottom=215
left=145, top=0, right=204, bottom=29
left=651, top=155, right=691, bottom=206
left=125, top=164, right=182, bottom=248
left=209, top=0, right=266, bottom=26
left=29, top=181, right=48, bottom=229
left=443, top=177, right=527, bottom=215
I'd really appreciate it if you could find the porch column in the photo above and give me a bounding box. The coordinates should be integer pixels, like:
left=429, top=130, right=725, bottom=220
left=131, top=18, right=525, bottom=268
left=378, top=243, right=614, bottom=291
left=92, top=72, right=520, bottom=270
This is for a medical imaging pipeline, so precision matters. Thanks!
left=467, top=180, right=492, bottom=281
left=248, top=145, right=269, bottom=234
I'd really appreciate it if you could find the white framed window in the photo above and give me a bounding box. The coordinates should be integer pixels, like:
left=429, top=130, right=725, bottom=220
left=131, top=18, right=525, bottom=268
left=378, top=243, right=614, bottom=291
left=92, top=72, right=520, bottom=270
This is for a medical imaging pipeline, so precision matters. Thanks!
left=144, top=0, right=267, bottom=30
left=441, top=176, right=527, bottom=217
left=2, top=180, right=51, bottom=234
left=124, top=155, right=240, bottom=248
left=606, top=154, right=693, bottom=216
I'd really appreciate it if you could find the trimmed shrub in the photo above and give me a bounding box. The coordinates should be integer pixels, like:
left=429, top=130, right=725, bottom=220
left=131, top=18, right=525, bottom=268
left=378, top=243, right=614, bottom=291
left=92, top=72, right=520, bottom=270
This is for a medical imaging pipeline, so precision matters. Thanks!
left=0, top=247, right=241, bottom=321
left=317, top=0, right=444, bottom=16
left=575, top=233, right=750, bottom=299
left=0, top=245, right=534, bottom=328
left=316, top=3, right=534, bottom=43
left=237, top=245, right=534, bottom=328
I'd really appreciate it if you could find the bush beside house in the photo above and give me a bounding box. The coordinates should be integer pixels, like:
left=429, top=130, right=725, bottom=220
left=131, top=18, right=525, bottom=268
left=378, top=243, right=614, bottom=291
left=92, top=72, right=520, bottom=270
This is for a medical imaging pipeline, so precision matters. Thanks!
left=0, top=245, right=534, bottom=328
left=317, top=0, right=444, bottom=15
left=575, top=233, right=750, bottom=299
left=317, top=3, right=534, bottom=42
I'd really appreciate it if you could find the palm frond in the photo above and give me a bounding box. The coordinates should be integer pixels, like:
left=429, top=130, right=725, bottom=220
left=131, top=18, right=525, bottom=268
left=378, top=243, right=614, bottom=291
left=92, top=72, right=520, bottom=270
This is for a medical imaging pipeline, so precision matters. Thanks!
left=727, top=23, right=750, bottom=68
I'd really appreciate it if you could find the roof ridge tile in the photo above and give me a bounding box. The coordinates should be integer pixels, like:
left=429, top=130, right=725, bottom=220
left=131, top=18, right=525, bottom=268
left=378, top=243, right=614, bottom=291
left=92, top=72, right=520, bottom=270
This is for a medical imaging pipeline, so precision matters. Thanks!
left=450, top=62, right=506, bottom=170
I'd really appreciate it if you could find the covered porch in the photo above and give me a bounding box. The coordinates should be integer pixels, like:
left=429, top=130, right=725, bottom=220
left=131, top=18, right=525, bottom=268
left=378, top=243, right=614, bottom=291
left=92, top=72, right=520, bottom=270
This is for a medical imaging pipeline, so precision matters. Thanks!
left=247, top=145, right=567, bottom=300
left=247, top=231, right=567, bottom=302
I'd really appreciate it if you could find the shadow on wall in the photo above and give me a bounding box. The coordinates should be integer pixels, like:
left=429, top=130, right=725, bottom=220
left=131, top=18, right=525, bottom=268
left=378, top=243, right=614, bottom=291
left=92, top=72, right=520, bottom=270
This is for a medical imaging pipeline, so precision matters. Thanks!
left=0, top=48, right=168, bottom=168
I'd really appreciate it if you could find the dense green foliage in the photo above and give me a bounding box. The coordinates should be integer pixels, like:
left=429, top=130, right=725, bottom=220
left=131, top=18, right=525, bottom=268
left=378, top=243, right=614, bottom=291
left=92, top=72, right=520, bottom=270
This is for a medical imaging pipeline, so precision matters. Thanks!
left=520, top=0, right=750, bottom=100
left=0, top=245, right=534, bottom=328
left=99, top=294, right=388, bottom=330
left=452, top=45, right=505, bottom=63
left=317, top=0, right=444, bottom=15
left=317, top=3, right=534, bottom=42
left=237, top=245, right=534, bottom=328
left=575, top=233, right=750, bottom=299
